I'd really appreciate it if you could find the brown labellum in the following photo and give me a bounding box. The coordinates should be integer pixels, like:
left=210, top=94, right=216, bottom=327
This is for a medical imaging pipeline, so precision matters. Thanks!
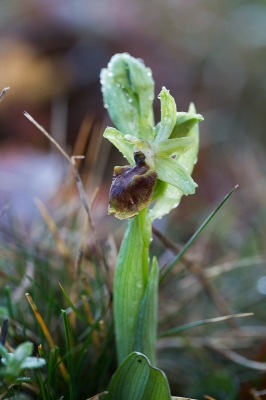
left=108, top=151, right=157, bottom=220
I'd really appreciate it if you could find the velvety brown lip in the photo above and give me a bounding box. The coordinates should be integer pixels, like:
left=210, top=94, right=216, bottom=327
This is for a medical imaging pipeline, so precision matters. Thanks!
left=108, top=152, right=157, bottom=220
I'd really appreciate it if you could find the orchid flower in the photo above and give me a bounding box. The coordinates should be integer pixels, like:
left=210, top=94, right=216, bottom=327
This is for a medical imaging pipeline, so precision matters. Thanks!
left=100, top=53, right=203, bottom=220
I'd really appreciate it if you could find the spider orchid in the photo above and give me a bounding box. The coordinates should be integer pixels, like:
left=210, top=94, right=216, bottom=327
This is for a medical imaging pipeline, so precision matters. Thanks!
left=101, top=53, right=203, bottom=220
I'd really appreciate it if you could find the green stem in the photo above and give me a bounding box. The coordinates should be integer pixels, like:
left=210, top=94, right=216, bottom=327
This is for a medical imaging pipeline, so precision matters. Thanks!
left=114, top=208, right=153, bottom=364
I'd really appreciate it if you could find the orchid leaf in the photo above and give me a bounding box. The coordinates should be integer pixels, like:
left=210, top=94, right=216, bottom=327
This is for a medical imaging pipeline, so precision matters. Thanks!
left=104, top=352, right=171, bottom=400
left=114, top=211, right=150, bottom=364
left=134, top=257, right=158, bottom=366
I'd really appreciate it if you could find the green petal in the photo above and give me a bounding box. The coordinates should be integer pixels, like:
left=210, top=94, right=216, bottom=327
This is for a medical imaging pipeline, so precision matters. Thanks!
left=154, top=155, right=197, bottom=195
left=170, top=111, right=203, bottom=139
left=154, top=87, right=177, bottom=144
left=103, top=127, right=135, bottom=165
left=175, top=103, right=200, bottom=174
left=155, top=136, right=195, bottom=158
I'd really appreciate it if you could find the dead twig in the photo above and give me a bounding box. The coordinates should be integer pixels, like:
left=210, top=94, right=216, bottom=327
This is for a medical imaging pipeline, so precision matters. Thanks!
left=23, top=112, right=112, bottom=295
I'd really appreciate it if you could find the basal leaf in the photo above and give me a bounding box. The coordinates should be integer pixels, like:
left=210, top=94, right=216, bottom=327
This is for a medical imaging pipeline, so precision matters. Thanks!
left=104, top=352, right=171, bottom=400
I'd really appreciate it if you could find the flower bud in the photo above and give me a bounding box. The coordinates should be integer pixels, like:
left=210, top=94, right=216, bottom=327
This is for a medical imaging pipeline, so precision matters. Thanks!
left=100, top=53, right=154, bottom=141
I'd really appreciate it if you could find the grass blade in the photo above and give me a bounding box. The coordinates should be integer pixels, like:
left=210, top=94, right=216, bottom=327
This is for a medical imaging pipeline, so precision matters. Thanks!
left=61, top=310, right=74, bottom=400
left=159, top=185, right=238, bottom=283
left=58, top=282, right=88, bottom=324
left=158, top=313, right=253, bottom=338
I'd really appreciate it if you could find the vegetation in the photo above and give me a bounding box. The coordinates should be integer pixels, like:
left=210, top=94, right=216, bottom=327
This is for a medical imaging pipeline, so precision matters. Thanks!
left=0, top=55, right=265, bottom=400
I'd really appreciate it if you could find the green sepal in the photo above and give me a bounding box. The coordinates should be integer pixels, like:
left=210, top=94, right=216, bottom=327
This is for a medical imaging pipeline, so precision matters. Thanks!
left=134, top=257, right=158, bottom=366
left=149, top=103, right=200, bottom=220
left=103, top=127, right=135, bottom=165
left=175, top=103, right=200, bottom=173
left=104, top=352, right=172, bottom=400
left=154, top=156, right=197, bottom=195
left=149, top=185, right=182, bottom=221
left=170, top=111, right=203, bottom=139
left=155, top=87, right=177, bottom=144
left=155, top=136, right=195, bottom=158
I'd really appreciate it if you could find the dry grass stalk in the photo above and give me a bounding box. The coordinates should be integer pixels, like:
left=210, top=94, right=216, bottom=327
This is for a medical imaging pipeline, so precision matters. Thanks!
left=25, top=293, right=69, bottom=381
left=23, top=111, right=112, bottom=295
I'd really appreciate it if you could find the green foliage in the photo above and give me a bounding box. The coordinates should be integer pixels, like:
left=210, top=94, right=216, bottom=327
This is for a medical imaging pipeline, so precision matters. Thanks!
left=103, top=352, right=171, bottom=400
left=113, top=209, right=153, bottom=364
left=0, top=51, right=262, bottom=400
left=0, top=342, right=45, bottom=396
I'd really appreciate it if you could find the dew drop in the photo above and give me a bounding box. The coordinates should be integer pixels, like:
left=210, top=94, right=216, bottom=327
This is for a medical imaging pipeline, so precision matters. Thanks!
left=163, top=116, right=172, bottom=125
left=108, top=72, right=113, bottom=77
left=121, top=85, right=125, bottom=89
left=128, top=98, right=133, bottom=103
left=116, top=83, right=121, bottom=87
left=147, top=71, right=152, bottom=77
left=104, top=103, right=108, bottom=109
